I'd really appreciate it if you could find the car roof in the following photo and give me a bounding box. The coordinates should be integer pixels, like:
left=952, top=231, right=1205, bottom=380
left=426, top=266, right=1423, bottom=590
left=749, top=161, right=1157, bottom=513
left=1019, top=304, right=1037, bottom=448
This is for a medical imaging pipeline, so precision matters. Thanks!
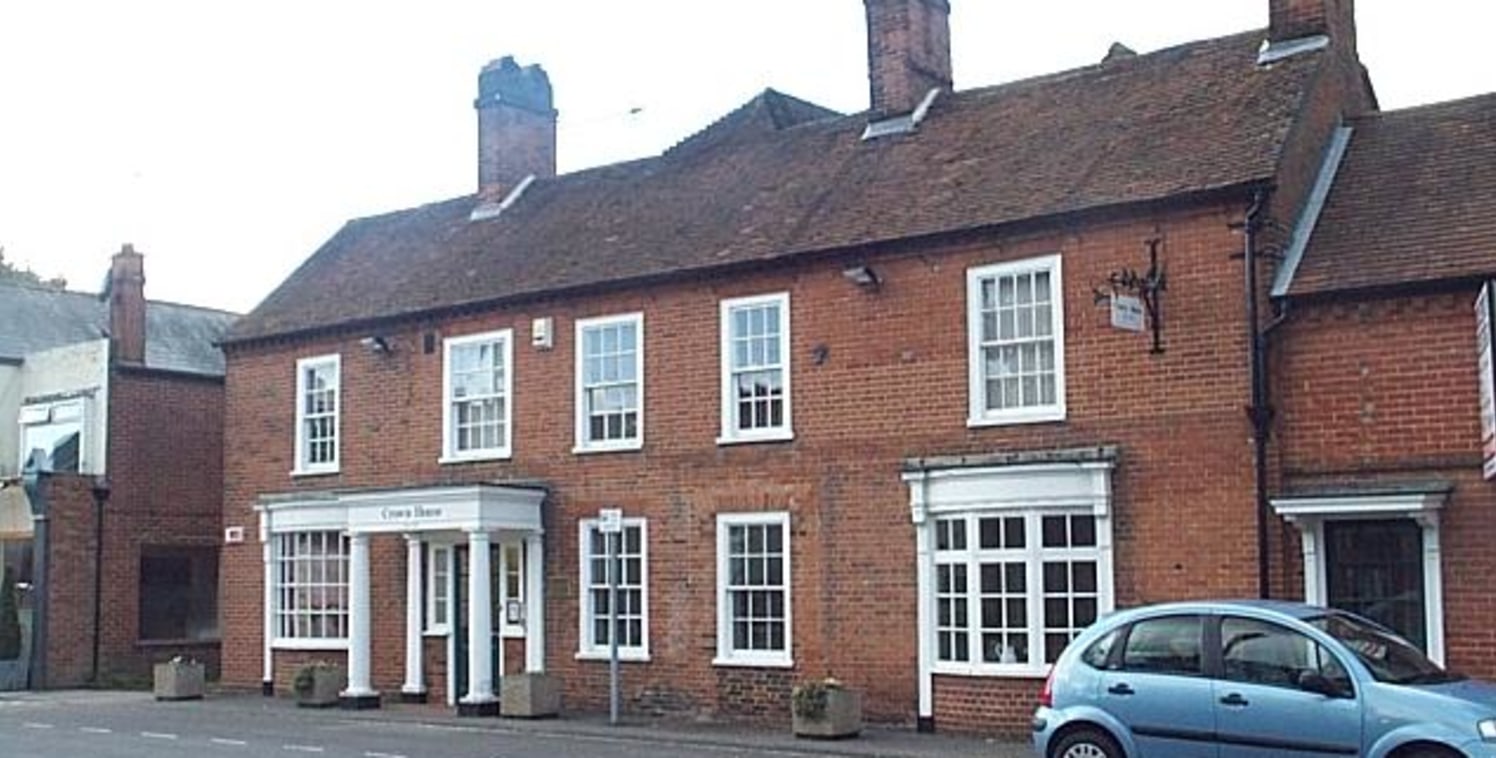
left=1108, top=599, right=1331, bottom=624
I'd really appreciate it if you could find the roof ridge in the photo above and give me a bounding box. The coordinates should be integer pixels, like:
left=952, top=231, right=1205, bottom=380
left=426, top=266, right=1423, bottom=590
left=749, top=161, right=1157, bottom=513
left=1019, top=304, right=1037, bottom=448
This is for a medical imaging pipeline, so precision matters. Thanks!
left=1353, top=90, right=1496, bottom=123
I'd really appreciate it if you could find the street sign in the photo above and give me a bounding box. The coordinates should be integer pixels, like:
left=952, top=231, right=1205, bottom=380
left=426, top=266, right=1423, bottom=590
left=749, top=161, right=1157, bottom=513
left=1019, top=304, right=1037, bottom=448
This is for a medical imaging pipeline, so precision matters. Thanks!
left=599, top=507, right=623, bottom=534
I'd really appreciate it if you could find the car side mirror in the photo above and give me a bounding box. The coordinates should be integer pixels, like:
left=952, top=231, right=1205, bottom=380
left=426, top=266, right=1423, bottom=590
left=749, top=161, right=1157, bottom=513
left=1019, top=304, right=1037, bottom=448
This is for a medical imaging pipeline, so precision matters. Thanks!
left=1297, top=671, right=1352, bottom=698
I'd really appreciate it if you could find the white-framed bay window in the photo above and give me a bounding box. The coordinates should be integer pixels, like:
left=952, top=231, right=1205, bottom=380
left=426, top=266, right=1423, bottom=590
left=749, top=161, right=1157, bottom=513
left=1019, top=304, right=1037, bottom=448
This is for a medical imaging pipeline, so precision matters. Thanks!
left=906, top=456, right=1114, bottom=691
left=967, top=255, right=1065, bottom=426
left=714, top=511, right=792, bottom=667
left=441, top=329, right=512, bottom=462
left=272, top=530, right=350, bottom=647
left=719, top=293, right=792, bottom=444
left=577, top=517, right=649, bottom=660
left=574, top=313, right=643, bottom=453
left=425, top=544, right=452, bottom=634
left=293, top=354, right=340, bottom=475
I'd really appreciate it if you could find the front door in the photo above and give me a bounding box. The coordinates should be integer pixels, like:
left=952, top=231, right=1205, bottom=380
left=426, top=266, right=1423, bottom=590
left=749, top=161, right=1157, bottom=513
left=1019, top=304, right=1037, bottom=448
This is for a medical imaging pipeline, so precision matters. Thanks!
left=1324, top=519, right=1426, bottom=649
left=452, top=545, right=502, bottom=699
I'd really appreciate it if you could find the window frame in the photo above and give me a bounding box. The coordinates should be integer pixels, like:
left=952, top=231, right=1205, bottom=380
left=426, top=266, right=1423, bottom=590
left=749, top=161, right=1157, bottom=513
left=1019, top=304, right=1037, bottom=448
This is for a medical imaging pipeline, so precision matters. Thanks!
left=966, top=255, right=1067, bottom=427
left=718, top=292, right=793, bottom=445
left=499, top=540, right=526, bottom=638
left=292, top=354, right=341, bottom=476
left=576, top=517, right=650, bottom=661
left=714, top=511, right=793, bottom=668
left=18, top=398, right=86, bottom=474
left=573, top=313, right=645, bottom=454
left=440, top=329, right=514, bottom=463
left=930, top=509, right=1111, bottom=677
left=425, top=544, right=452, bottom=635
left=271, top=530, right=350, bottom=650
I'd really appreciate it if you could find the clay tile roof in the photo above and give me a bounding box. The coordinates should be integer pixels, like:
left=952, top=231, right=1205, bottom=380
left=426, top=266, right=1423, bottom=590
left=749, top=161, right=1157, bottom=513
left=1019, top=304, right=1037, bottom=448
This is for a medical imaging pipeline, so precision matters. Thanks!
left=230, top=30, right=1324, bottom=343
left=1288, top=93, right=1496, bottom=297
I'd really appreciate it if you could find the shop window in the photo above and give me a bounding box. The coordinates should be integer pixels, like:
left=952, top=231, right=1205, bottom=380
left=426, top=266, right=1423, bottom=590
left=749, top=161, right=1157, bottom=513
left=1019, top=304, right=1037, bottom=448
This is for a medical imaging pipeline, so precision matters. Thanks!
left=138, top=546, right=219, bottom=642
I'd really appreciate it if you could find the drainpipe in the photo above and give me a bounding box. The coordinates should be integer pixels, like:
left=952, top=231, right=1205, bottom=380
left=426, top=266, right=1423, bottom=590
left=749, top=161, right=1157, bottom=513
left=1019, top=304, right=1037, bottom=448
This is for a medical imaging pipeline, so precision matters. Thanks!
left=89, top=478, right=110, bottom=685
left=1243, top=192, right=1273, bottom=600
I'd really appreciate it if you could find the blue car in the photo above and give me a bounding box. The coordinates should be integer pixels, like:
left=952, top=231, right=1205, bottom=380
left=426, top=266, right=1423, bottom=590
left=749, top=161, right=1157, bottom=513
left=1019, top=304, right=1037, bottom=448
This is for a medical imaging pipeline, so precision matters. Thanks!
left=1032, top=600, right=1496, bottom=758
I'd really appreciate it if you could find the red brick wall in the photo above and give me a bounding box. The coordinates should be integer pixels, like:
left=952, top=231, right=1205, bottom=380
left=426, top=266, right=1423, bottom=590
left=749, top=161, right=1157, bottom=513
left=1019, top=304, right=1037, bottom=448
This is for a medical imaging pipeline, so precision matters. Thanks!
left=223, top=198, right=1280, bottom=734
left=95, top=369, right=225, bottom=682
left=1274, top=290, right=1496, bottom=673
left=37, top=474, right=97, bottom=687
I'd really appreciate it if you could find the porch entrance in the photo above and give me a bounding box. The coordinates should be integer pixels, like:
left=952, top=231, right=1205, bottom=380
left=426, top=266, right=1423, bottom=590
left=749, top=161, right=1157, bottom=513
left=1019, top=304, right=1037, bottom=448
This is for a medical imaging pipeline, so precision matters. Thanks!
left=452, top=544, right=501, bottom=701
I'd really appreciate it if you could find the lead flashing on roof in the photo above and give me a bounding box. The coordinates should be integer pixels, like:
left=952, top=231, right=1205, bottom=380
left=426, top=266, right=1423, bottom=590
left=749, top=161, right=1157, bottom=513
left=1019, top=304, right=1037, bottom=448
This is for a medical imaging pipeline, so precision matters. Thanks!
left=469, top=174, right=536, bottom=222
left=861, top=87, right=942, bottom=141
left=1257, top=34, right=1329, bottom=66
left=1271, top=125, right=1353, bottom=298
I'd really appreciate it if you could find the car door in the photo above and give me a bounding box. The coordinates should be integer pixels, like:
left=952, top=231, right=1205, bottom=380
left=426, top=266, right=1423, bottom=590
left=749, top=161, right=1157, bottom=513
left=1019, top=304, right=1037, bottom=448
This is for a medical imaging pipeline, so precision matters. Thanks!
left=1213, top=615, right=1362, bottom=758
left=1096, top=613, right=1218, bottom=758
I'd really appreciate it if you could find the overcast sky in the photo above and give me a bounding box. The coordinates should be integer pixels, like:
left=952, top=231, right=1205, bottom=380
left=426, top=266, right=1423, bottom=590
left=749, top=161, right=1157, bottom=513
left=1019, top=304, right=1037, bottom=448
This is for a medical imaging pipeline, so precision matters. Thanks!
left=1, top=1, right=1492, bottom=314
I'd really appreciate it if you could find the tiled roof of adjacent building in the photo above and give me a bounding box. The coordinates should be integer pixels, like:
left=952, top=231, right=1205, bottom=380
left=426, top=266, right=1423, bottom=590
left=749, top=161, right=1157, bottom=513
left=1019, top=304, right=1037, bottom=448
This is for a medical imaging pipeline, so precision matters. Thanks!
left=1287, top=93, right=1496, bottom=297
left=0, top=282, right=237, bottom=376
left=230, top=30, right=1327, bottom=343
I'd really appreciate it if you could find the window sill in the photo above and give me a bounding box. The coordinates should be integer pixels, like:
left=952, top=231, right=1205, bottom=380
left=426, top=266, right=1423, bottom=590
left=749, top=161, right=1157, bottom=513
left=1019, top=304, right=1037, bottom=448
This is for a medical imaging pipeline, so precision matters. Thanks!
left=438, top=452, right=511, bottom=465
left=931, top=664, right=1049, bottom=679
left=966, top=409, right=1066, bottom=428
left=290, top=466, right=339, bottom=478
left=575, top=650, right=651, bottom=663
left=715, top=429, right=795, bottom=446
left=272, top=639, right=349, bottom=651
left=423, top=627, right=450, bottom=638
left=572, top=441, right=644, bottom=455
left=712, top=655, right=794, bottom=669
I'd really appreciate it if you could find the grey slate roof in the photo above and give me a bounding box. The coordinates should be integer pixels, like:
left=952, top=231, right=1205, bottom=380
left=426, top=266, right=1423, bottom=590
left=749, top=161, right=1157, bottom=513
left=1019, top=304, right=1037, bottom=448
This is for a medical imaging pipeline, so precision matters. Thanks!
left=0, top=282, right=236, bottom=376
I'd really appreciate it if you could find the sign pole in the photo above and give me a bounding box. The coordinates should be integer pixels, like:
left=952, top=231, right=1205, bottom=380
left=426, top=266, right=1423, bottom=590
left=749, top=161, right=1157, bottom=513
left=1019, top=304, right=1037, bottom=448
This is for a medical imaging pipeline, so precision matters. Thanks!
left=600, top=507, right=623, bottom=725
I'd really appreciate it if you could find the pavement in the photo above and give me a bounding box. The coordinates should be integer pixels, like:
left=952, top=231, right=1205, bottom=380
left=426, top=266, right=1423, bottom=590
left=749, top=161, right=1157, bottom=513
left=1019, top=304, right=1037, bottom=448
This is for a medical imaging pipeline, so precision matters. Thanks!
left=232, top=690, right=1034, bottom=758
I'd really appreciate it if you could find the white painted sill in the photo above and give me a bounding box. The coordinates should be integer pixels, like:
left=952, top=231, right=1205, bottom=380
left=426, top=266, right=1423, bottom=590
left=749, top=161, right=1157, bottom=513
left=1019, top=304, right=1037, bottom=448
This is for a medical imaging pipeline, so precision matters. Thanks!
left=271, top=638, right=349, bottom=651
left=575, top=650, right=651, bottom=663
left=290, top=466, right=339, bottom=478
left=966, top=408, right=1066, bottom=428
left=715, top=429, right=795, bottom=446
left=711, top=655, right=795, bottom=669
left=572, top=440, right=644, bottom=456
left=437, top=451, right=511, bottom=465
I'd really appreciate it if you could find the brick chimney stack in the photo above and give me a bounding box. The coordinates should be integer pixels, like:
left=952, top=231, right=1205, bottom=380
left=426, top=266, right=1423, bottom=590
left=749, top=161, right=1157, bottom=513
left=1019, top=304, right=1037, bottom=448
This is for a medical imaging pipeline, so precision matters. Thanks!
left=864, top=0, right=952, bottom=117
left=1269, top=0, right=1356, bottom=53
left=475, top=56, right=557, bottom=195
left=108, top=243, right=146, bottom=365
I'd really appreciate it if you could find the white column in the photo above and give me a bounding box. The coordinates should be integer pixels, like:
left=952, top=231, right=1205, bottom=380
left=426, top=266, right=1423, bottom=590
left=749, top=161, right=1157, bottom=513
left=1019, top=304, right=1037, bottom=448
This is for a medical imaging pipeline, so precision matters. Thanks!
left=402, top=534, right=426, bottom=698
left=261, top=535, right=275, bottom=695
left=343, top=532, right=377, bottom=700
left=461, top=529, right=497, bottom=709
left=525, top=532, right=545, bottom=672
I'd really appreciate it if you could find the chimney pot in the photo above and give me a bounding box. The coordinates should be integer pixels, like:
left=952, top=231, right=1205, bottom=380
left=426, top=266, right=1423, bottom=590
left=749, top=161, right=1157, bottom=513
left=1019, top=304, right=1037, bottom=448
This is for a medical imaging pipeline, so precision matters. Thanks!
left=864, top=0, right=953, bottom=117
left=475, top=56, right=557, bottom=194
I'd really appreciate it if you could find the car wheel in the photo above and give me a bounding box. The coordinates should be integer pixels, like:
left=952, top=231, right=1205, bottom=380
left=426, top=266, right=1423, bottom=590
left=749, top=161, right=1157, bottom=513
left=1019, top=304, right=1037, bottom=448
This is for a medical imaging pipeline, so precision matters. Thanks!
left=1051, top=726, right=1124, bottom=758
left=1400, top=749, right=1459, bottom=758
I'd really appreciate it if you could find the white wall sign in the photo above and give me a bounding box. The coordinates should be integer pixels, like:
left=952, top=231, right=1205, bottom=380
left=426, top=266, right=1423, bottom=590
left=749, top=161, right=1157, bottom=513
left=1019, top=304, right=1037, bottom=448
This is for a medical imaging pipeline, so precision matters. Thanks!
left=599, top=507, right=623, bottom=534
left=1478, top=281, right=1496, bottom=480
left=1110, top=294, right=1145, bottom=333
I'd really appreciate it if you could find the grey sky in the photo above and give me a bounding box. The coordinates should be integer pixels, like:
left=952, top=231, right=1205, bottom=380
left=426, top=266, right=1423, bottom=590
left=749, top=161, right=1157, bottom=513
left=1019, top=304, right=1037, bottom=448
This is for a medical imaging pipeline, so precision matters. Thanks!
left=1, top=1, right=1491, bottom=314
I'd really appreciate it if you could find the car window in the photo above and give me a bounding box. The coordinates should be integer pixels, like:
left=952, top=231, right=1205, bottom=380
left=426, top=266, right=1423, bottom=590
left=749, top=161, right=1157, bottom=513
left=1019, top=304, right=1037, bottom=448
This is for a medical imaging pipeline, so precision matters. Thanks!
left=1221, top=616, right=1351, bottom=694
left=1081, top=628, right=1121, bottom=670
left=1310, top=612, right=1458, bottom=685
left=1119, top=615, right=1202, bottom=675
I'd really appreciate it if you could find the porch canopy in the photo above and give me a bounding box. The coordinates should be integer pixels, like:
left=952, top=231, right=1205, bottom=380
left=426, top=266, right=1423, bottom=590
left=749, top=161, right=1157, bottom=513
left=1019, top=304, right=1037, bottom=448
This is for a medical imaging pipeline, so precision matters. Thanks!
left=0, top=483, right=33, bottom=540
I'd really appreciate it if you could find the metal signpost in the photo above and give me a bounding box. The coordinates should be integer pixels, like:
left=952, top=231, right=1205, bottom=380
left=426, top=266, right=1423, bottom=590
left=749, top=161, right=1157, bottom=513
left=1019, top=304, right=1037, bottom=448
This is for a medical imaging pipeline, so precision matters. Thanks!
left=599, top=507, right=623, bottom=725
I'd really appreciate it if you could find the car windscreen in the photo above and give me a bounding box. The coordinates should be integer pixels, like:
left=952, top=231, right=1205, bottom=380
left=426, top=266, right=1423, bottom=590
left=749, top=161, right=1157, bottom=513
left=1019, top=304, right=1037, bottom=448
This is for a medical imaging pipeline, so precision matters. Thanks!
left=1308, top=613, right=1461, bottom=685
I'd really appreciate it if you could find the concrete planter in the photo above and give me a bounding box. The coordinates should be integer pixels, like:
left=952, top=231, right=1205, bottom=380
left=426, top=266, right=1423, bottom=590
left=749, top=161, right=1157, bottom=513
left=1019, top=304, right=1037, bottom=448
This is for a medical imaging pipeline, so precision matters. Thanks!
left=500, top=673, right=560, bottom=718
left=293, top=664, right=346, bottom=708
left=792, top=686, right=862, bottom=740
left=153, top=659, right=205, bottom=701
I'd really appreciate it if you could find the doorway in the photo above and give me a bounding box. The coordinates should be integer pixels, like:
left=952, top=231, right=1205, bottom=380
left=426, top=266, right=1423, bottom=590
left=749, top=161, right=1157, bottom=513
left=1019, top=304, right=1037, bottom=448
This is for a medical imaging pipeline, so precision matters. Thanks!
left=452, top=544, right=502, bottom=700
left=1324, top=519, right=1426, bottom=649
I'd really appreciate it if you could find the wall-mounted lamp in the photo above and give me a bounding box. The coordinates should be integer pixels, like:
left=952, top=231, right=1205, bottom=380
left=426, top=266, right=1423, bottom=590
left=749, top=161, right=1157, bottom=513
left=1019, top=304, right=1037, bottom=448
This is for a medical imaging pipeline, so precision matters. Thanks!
left=359, top=336, right=392, bottom=354
left=842, top=264, right=881, bottom=290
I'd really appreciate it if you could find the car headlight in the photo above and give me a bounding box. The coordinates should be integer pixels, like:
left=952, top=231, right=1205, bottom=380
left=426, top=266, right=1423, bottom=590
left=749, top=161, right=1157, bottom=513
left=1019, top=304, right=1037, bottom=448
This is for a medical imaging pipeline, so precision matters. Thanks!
left=1478, top=719, right=1496, bottom=741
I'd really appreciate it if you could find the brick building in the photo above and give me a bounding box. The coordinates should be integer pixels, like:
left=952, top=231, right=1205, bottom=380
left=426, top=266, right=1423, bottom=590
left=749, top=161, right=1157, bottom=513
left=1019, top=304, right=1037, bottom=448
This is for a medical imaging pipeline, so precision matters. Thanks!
left=218, top=0, right=1379, bottom=733
left=1268, top=93, right=1496, bottom=671
left=0, top=247, right=235, bottom=688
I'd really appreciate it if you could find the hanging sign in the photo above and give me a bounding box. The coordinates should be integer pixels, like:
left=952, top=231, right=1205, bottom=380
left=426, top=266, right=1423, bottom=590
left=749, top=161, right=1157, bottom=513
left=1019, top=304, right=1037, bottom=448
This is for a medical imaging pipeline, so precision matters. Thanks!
left=1478, top=281, right=1496, bottom=480
left=1110, top=294, right=1146, bottom=333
